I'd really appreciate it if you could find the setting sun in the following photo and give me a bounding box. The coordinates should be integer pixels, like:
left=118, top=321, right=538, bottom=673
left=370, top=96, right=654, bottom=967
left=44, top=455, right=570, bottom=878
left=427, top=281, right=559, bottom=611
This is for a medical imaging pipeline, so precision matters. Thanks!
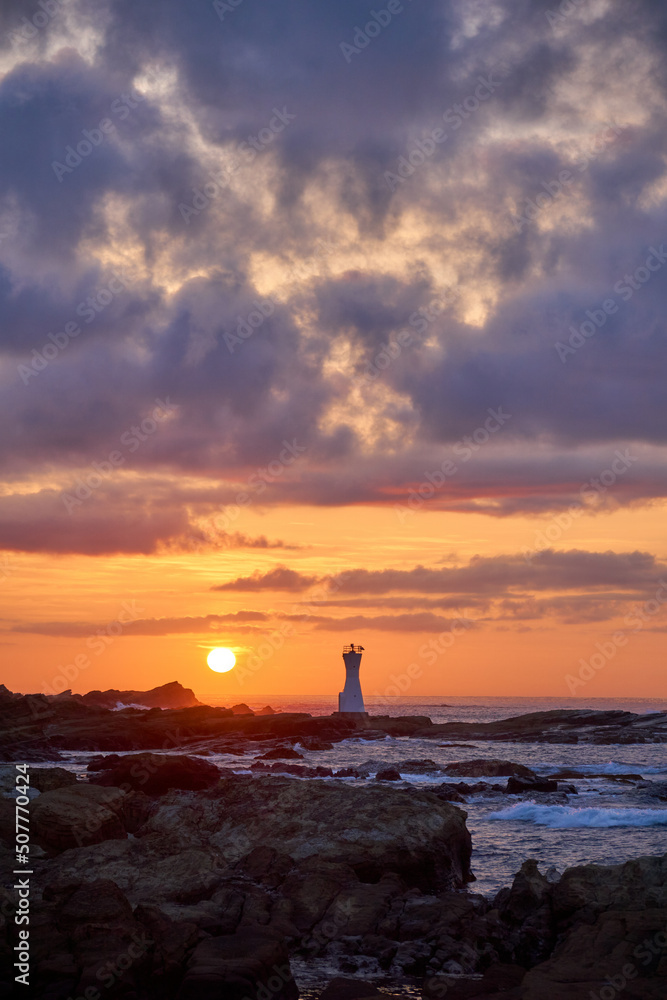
left=206, top=647, right=236, bottom=673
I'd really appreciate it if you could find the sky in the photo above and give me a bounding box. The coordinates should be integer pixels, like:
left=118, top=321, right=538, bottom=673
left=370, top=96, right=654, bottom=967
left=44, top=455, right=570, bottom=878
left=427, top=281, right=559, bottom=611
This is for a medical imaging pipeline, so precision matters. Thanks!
left=1, top=0, right=667, bottom=703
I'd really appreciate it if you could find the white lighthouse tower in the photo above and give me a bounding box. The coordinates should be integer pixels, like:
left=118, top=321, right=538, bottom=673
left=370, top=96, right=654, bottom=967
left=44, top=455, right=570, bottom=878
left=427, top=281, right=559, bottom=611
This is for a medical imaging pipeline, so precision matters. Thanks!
left=338, top=643, right=366, bottom=713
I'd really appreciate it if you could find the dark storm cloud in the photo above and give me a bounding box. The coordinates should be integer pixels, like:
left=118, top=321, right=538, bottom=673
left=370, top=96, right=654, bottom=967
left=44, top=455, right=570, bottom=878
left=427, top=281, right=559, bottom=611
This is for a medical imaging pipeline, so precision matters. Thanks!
left=0, top=487, right=298, bottom=555
left=2, top=0, right=667, bottom=551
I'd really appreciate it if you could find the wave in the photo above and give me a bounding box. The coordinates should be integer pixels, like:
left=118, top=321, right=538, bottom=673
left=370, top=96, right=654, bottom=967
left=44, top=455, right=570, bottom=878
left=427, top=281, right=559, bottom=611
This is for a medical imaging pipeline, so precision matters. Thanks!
left=488, top=802, right=667, bottom=829
left=542, top=761, right=667, bottom=776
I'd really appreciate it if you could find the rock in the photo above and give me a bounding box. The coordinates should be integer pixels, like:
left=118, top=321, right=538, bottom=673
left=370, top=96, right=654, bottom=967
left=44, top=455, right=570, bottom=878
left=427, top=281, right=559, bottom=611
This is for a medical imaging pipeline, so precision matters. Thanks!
left=444, top=760, right=537, bottom=778
left=79, top=680, right=203, bottom=710
left=257, top=746, right=305, bottom=760
left=230, top=703, right=255, bottom=715
left=497, top=860, right=552, bottom=924
left=45, top=879, right=152, bottom=996
left=319, top=978, right=383, bottom=1000
left=133, top=903, right=199, bottom=979
left=392, top=939, right=432, bottom=974
left=251, top=761, right=334, bottom=778
left=505, top=776, right=558, bottom=794
left=28, top=766, right=78, bottom=792
left=177, top=927, right=298, bottom=1000
left=141, top=774, right=472, bottom=891
left=401, top=759, right=441, bottom=774
left=31, top=785, right=127, bottom=852
left=423, top=963, right=526, bottom=998
left=452, top=781, right=503, bottom=795
left=433, top=786, right=467, bottom=803
left=520, top=909, right=667, bottom=999
left=419, top=709, right=667, bottom=745
left=299, top=737, right=335, bottom=751
left=42, top=836, right=229, bottom=907
left=280, top=857, right=359, bottom=932
left=313, top=873, right=404, bottom=942
left=89, top=752, right=220, bottom=794
left=553, top=854, right=667, bottom=920
left=375, top=767, right=401, bottom=781
left=334, top=767, right=362, bottom=778
left=87, top=753, right=123, bottom=771
left=255, top=705, right=277, bottom=715
left=233, top=846, right=294, bottom=888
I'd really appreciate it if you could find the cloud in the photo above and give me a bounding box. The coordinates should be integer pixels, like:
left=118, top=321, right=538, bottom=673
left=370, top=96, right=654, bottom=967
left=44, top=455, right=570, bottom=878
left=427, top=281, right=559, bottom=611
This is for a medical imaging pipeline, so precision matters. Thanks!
left=9, top=610, right=269, bottom=637
left=1, top=0, right=667, bottom=554
left=215, top=550, right=667, bottom=596
left=303, top=613, right=479, bottom=633
left=212, top=566, right=319, bottom=592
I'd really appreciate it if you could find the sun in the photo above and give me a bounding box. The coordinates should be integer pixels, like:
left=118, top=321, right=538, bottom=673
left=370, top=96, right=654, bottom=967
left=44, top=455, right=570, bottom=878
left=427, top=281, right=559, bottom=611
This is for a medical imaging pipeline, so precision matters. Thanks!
left=206, top=647, right=236, bottom=673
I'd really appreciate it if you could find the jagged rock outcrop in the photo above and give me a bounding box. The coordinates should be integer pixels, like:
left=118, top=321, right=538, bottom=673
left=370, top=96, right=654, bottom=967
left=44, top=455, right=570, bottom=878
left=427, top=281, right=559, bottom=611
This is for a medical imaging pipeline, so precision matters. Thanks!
left=139, top=774, right=473, bottom=891
left=78, top=680, right=203, bottom=710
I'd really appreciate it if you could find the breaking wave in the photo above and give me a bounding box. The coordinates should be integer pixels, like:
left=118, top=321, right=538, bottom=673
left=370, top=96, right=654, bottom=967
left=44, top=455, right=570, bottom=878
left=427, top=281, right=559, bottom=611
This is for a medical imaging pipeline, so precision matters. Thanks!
left=488, top=802, right=667, bottom=828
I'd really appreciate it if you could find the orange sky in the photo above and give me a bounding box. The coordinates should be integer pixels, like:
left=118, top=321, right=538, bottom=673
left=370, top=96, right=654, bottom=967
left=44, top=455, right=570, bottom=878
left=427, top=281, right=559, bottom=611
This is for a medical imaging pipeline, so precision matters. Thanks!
left=2, top=1, right=667, bottom=707
left=3, top=501, right=666, bottom=701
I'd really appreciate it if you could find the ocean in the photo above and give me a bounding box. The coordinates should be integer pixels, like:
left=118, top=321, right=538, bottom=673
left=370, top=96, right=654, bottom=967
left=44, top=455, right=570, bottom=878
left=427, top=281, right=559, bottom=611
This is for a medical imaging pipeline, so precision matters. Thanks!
left=63, top=695, right=667, bottom=897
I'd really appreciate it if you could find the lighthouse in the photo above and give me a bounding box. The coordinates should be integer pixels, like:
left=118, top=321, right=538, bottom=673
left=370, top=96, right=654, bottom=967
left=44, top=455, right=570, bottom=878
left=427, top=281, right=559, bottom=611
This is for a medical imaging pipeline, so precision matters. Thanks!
left=338, top=642, right=366, bottom=713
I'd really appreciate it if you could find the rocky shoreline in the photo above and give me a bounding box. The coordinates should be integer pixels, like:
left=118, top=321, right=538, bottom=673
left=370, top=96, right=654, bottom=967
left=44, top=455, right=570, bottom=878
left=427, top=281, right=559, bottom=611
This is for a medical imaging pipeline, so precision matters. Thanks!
left=2, top=685, right=667, bottom=764
left=1, top=686, right=666, bottom=997
left=1, top=753, right=665, bottom=998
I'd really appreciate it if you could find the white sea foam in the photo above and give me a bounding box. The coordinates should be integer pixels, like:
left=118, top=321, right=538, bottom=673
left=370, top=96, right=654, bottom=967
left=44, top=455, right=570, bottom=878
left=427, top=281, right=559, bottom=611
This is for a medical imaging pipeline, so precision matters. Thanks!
left=488, top=802, right=667, bottom=828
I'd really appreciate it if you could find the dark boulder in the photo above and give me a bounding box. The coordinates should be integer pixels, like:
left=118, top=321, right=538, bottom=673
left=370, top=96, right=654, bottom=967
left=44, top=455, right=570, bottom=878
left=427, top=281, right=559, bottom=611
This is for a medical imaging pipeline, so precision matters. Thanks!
left=31, top=785, right=127, bottom=852
left=376, top=767, right=401, bottom=781
left=177, top=928, right=298, bottom=1000
left=28, top=766, right=78, bottom=792
left=89, top=752, right=220, bottom=794
left=444, top=760, right=537, bottom=779
left=319, top=978, right=383, bottom=1000
left=256, top=746, right=305, bottom=760
left=505, top=776, right=558, bottom=794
